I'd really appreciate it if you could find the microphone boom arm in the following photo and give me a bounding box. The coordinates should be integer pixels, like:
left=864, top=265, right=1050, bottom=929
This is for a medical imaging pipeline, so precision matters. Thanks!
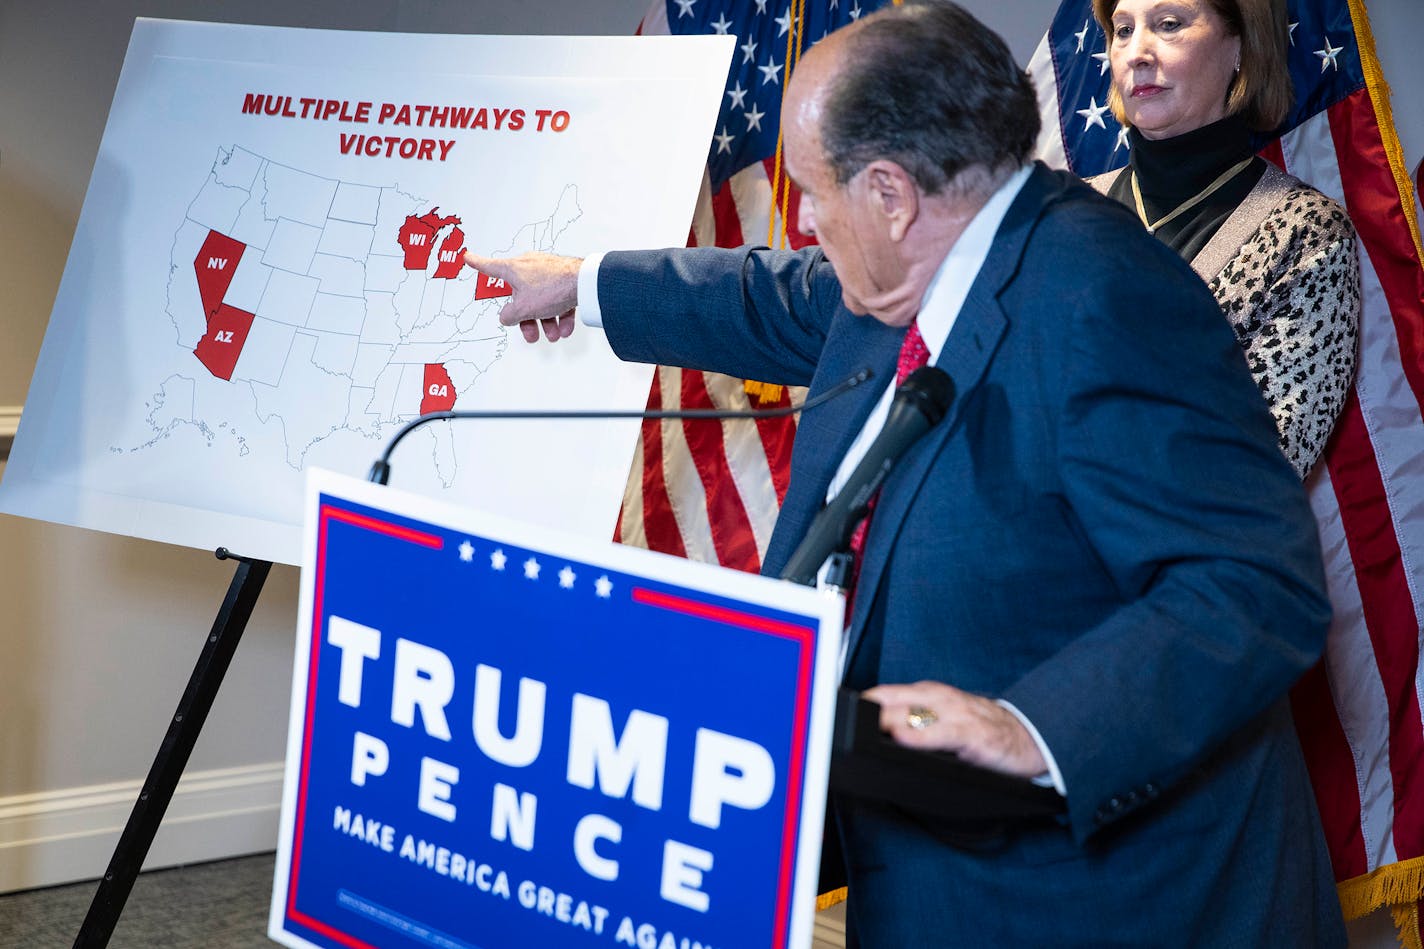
left=368, top=368, right=873, bottom=485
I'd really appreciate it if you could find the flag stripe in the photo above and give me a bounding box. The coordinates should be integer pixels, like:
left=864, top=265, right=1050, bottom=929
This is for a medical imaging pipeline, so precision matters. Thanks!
left=1317, top=91, right=1424, bottom=868
left=679, top=368, right=764, bottom=569
left=1308, top=464, right=1401, bottom=874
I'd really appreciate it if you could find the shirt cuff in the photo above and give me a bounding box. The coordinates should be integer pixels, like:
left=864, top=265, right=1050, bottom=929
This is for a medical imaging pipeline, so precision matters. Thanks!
left=578, top=251, right=606, bottom=329
left=995, top=699, right=1067, bottom=795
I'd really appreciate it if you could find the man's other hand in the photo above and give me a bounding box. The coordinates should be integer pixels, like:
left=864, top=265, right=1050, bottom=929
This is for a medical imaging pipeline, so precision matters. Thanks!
left=863, top=680, right=1049, bottom=780
left=462, top=251, right=583, bottom=343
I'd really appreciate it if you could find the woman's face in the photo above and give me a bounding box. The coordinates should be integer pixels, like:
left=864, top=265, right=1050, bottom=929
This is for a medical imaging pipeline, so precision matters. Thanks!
left=1109, top=0, right=1241, bottom=140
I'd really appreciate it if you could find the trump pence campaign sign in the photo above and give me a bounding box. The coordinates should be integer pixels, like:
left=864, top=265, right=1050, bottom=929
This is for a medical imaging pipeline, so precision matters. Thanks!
left=270, top=470, right=843, bottom=949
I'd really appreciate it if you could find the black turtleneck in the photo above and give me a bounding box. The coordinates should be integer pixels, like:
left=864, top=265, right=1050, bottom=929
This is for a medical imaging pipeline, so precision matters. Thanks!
left=1105, top=114, right=1266, bottom=262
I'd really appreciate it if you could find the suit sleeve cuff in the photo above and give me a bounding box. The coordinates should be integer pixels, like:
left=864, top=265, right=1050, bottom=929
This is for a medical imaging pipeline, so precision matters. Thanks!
left=578, top=251, right=607, bottom=328
left=996, top=699, right=1067, bottom=795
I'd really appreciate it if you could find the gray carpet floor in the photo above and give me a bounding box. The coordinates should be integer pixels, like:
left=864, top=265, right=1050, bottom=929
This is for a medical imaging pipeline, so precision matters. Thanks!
left=0, top=853, right=277, bottom=948
left=0, top=855, right=849, bottom=948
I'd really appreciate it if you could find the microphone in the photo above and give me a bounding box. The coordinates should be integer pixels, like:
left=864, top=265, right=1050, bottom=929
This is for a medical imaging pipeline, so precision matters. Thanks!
left=779, top=366, right=955, bottom=586
left=367, top=368, right=874, bottom=485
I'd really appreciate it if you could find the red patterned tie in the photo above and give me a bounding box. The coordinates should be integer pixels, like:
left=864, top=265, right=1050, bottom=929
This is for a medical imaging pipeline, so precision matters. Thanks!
left=844, top=320, right=931, bottom=606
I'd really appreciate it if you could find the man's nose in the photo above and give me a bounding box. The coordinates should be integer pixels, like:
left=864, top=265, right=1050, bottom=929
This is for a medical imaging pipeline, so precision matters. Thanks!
left=797, top=193, right=816, bottom=237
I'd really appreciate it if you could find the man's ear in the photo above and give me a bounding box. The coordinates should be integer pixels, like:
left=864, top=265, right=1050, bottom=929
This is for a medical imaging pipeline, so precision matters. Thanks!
left=863, top=160, right=919, bottom=242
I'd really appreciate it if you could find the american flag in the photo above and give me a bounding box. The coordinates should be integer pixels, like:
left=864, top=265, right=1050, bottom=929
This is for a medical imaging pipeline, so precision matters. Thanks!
left=617, top=0, right=892, bottom=574
left=1031, top=0, right=1424, bottom=930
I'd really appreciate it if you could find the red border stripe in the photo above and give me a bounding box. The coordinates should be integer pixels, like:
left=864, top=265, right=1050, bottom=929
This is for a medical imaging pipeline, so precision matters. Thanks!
left=323, top=506, right=444, bottom=549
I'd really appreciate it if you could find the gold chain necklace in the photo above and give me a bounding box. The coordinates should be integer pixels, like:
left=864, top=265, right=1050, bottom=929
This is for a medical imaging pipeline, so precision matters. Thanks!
left=1130, top=157, right=1255, bottom=235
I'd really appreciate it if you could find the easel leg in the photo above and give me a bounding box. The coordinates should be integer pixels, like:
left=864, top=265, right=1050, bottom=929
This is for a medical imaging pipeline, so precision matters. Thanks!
left=73, top=550, right=273, bottom=949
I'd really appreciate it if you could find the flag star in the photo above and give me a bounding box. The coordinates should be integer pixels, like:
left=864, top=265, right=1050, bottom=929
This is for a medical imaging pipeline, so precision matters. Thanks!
left=673, top=0, right=696, bottom=18
left=558, top=566, right=576, bottom=589
left=830, top=0, right=838, bottom=8
left=726, top=81, right=748, bottom=109
left=740, top=36, right=758, bottom=64
left=1288, top=21, right=1298, bottom=46
left=595, top=575, right=614, bottom=598
left=1074, top=19, right=1092, bottom=53
left=753, top=0, right=767, bottom=13
left=1315, top=36, right=1343, bottom=72
left=458, top=540, right=474, bottom=562
left=758, top=57, right=783, bottom=85
left=714, top=126, right=735, bottom=154
left=849, top=3, right=863, bottom=20
left=1114, top=124, right=1131, bottom=152
left=1077, top=96, right=1110, bottom=131
left=490, top=548, right=507, bottom=571
left=523, top=556, right=541, bottom=580
left=1091, top=50, right=1110, bottom=75
left=710, top=13, right=732, bottom=34
left=774, top=8, right=793, bottom=36
left=744, top=104, right=765, bottom=132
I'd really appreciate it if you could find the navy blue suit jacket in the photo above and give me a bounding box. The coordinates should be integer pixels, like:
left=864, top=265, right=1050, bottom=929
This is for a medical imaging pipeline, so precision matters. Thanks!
left=598, top=163, right=1343, bottom=946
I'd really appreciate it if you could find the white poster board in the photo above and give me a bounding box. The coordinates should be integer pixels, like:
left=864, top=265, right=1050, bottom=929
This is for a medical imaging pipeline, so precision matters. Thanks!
left=0, top=19, right=732, bottom=565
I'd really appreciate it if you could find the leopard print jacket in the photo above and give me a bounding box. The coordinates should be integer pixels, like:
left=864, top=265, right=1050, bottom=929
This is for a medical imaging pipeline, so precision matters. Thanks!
left=1092, top=165, right=1361, bottom=478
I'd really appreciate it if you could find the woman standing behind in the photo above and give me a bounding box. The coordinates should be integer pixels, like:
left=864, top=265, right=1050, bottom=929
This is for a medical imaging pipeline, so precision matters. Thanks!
left=1092, top=0, right=1360, bottom=476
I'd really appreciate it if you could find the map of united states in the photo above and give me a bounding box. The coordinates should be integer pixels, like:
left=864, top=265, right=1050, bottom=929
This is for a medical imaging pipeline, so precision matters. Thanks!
left=155, top=145, right=579, bottom=475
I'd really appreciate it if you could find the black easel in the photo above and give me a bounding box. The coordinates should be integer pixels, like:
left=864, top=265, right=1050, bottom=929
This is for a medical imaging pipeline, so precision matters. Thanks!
left=73, top=548, right=273, bottom=948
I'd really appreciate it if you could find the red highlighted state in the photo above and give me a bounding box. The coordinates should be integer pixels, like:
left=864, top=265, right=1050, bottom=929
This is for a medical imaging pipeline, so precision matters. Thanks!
left=474, top=271, right=514, bottom=300
left=397, top=207, right=461, bottom=271
left=421, top=364, right=457, bottom=414
left=432, top=226, right=466, bottom=280
left=193, top=304, right=256, bottom=381
left=194, top=231, right=246, bottom=319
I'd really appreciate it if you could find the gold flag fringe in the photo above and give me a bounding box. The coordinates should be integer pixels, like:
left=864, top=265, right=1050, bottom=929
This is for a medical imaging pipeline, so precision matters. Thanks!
left=1337, top=855, right=1424, bottom=935
left=815, top=886, right=847, bottom=911
left=743, top=380, right=785, bottom=405
left=1347, top=0, right=1424, bottom=261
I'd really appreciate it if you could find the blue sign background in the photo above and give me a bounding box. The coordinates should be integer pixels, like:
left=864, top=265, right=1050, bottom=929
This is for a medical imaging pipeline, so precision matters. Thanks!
left=276, top=490, right=830, bottom=949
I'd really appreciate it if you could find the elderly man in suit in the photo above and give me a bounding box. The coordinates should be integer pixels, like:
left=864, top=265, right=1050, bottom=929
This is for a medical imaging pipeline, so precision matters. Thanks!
left=465, top=1, right=1344, bottom=944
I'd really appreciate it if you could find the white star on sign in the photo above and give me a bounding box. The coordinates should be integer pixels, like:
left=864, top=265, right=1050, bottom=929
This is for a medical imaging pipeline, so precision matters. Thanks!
left=595, top=575, right=614, bottom=598
left=740, top=37, right=758, bottom=64
left=1074, top=19, right=1092, bottom=53
left=714, top=126, right=735, bottom=154
left=458, top=540, right=474, bottom=562
left=726, top=81, right=748, bottom=109
left=744, top=104, right=765, bottom=132
left=1077, top=96, right=1110, bottom=131
left=1315, top=37, right=1343, bottom=72
left=674, top=0, right=696, bottom=18
left=1091, top=50, right=1110, bottom=75
left=710, top=13, right=732, bottom=34
left=523, top=557, right=541, bottom=580
left=774, top=8, right=793, bottom=36
left=490, top=548, right=507, bottom=571
left=559, top=566, right=576, bottom=589
left=759, top=57, right=783, bottom=85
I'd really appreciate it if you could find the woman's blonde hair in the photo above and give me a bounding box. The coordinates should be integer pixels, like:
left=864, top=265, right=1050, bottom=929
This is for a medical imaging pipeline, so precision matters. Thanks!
left=1092, top=0, right=1294, bottom=132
